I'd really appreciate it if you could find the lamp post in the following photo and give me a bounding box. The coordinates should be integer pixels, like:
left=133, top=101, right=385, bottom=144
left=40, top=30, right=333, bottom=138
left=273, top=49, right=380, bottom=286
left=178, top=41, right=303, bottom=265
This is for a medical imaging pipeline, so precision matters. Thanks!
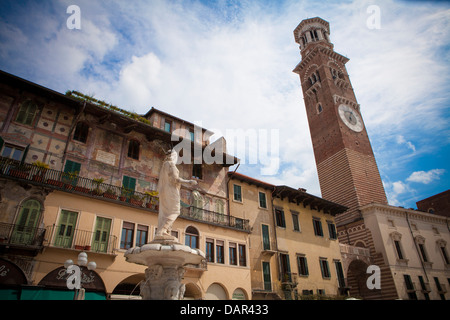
left=64, top=252, right=97, bottom=300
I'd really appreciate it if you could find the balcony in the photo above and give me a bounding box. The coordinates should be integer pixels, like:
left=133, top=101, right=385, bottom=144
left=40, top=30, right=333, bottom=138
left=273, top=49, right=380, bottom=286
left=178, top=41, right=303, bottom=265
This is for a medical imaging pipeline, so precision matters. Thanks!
left=44, top=224, right=117, bottom=255
left=0, top=157, right=250, bottom=232
left=181, top=206, right=250, bottom=232
left=0, top=157, right=159, bottom=210
left=0, top=222, right=46, bottom=255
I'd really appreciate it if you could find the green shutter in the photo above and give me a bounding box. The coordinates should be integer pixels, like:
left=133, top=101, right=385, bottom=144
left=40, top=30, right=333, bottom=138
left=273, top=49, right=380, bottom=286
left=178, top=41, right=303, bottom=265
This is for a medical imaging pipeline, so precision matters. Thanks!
left=262, top=224, right=270, bottom=250
left=122, top=175, right=136, bottom=190
left=20, top=145, right=30, bottom=164
left=64, top=160, right=81, bottom=174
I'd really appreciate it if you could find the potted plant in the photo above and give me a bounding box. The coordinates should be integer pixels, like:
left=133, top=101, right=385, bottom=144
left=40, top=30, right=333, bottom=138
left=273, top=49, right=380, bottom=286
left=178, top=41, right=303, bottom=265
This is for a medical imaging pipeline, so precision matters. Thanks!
left=130, top=194, right=143, bottom=207
left=145, top=190, right=159, bottom=209
left=103, top=188, right=118, bottom=200
left=47, top=175, right=64, bottom=188
left=119, top=187, right=132, bottom=202
left=31, top=161, right=49, bottom=182
left=63, top=171, right=79, bottom=190
left=91, top=177, right=104, bottom=196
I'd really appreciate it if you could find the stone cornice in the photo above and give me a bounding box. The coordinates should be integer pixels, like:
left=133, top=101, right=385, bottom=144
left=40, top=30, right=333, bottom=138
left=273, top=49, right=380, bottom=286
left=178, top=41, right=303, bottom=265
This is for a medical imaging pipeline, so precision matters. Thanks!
left=360, top=203, right=449, bottom=225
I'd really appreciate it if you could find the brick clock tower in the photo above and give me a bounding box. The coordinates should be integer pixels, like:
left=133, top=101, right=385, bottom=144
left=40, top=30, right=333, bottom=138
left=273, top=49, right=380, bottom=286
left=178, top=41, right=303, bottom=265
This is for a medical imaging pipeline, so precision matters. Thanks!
left=292, top=17, right=388, bottom=227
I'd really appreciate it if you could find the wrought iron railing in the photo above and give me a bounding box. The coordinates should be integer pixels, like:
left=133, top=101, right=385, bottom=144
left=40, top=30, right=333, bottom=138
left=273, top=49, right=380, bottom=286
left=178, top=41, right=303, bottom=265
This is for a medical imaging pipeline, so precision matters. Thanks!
left=45, top=224, right=117, bottom=255
left=0, top=156, right=158, bottom=208
left=0, top=222, right=46, bottom=247
left=181, top=206, right=250, bottom=232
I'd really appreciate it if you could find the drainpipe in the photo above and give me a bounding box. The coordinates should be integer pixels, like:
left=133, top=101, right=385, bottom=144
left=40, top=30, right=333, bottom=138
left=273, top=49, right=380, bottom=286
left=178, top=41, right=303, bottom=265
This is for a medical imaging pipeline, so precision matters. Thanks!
left=406, top=211, right=429, bottom=282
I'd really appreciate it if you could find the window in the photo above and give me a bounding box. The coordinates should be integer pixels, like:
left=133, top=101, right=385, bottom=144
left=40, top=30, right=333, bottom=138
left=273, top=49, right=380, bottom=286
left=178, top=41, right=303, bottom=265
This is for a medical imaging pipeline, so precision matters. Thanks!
left=418, top=243, right=429, bottom=263
left=15, top=100, right=38, bottom=126
left=239, top=244, right=247, bottom=266
left=394, top=240, right=404, bottom=260
left=292, top=211, right=300, bottom=231
left=317, top=103, right=323, bottom=114
left=206, top=238, right=214, bottom=263
left=92, top=217, right=112, bottom=253
left=418, top=276, right=430, bottom=300
left=121, top=222, right=135, bottom=249
left=127, top=140, right=140, bottom=160
left=262, top=262, right=272, bottom=291
left=319, top=258, right=331, bottom=279
left=327, top=221, right=337, bottom=240
left=64, top=160, right=81, bottom=175
left=439, top=243, right=449, bottom=265
left=216, top=240, right=224, bottom=264
left=335, top=260, right=346, bottom=288
left=280, top=253, right=291, bottom=282
left=258, top=192, right=267, bottom=209
left=122, top=175, right=136, bottom=191
left=73, top=122, right=89, bottom=143
left=233, top=184, right=242, bottom=202
left=192, top=164, right=202, bottom=179
left=1, top=144, right=24, bottom=161
left=164, top=120, right=171, bottom=132
left=297, top=255, right=309, bottom=276
left=54, top=210, right=78, bottom=248
left=136, top=225, right=148, bottom=247
left=404, top=274, right=418, bottom=300
left=262, top=224, right=271, bottom=250
left=275, top=208, right=286, bottom=228
left=12, top=199, right=41, bottom=244
left=313, top=217, right=323, bottom=236
left=185, top=226, right=199, bottom=249
left=189, top=130, right=195, bottom=141
left=229, top=242, right=237, bottom=265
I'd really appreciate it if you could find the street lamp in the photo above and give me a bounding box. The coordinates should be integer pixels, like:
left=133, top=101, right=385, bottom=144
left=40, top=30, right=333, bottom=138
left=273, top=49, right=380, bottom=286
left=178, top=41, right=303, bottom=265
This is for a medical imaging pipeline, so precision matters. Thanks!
left=64, top=252, right=96, bottom=300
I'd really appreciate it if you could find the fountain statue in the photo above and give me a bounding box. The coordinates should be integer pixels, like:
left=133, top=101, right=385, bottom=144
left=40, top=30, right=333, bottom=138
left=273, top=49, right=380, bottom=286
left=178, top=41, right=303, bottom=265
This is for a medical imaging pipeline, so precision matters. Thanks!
left=125, top=150, right=205, bottom=300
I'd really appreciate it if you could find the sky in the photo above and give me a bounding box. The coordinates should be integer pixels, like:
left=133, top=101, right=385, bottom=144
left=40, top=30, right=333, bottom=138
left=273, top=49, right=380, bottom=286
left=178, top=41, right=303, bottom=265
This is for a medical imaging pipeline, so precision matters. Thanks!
left=0, top=0, right=449, bottom=210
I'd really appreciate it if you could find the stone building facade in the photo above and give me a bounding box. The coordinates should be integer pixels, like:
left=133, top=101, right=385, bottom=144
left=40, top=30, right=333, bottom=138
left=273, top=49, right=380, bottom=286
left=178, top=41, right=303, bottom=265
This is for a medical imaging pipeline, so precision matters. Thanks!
left=0, top=70, right=251, bottom=300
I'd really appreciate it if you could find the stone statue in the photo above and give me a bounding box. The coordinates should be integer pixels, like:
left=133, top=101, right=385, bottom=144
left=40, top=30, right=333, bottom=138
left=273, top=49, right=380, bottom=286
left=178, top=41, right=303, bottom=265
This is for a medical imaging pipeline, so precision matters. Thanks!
left=156, top=150, right=197, bottom=238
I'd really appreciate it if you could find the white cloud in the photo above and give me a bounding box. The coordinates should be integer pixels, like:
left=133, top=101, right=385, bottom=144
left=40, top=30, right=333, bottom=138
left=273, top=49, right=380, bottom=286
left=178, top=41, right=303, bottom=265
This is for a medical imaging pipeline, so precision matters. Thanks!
left=396, top=135, right=416, bottom=153
left=406, top=169, right=445, bottom=184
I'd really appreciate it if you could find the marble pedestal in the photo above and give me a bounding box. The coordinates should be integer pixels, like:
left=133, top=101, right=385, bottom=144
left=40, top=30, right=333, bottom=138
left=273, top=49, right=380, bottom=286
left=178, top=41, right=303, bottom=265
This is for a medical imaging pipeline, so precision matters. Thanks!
left=125, top=235, right=205, bottom=300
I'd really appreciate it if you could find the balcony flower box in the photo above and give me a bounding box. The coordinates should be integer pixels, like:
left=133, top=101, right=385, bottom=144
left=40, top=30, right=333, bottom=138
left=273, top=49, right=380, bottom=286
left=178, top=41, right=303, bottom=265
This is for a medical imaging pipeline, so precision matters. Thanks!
left=47, top=179, right=64, bottom=188
left=74, top=186, right=90, bottom=193
left=103, top=190, right=118, bottom=200
left=130, top=198, right=143, bottom=207
left=32, top=175, right=44, bottom=182
left=10, top=168, right=29, bottom=179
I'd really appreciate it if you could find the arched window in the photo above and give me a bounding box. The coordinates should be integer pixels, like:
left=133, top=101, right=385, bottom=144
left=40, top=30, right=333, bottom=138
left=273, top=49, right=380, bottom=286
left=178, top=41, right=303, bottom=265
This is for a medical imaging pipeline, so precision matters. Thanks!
left=15, top=100, right=38, bottom=126
left=12, top=199, right=42, bottom=244
left=127, top=140, right=140, bottom=160
left=73, top=122, right=89, bottom=143
left=185, top=226, right=199, bottom=249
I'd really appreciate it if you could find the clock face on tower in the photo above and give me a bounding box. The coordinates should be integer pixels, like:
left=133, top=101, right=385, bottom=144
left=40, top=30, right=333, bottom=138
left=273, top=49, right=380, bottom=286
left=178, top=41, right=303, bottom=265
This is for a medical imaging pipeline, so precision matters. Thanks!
left=338, top=104, right=364, bottom=132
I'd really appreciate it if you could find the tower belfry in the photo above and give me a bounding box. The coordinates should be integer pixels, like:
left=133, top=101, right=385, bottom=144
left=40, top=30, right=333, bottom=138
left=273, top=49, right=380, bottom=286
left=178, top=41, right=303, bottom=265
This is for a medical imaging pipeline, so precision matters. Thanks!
left=292, top=17, right=388, bottom=226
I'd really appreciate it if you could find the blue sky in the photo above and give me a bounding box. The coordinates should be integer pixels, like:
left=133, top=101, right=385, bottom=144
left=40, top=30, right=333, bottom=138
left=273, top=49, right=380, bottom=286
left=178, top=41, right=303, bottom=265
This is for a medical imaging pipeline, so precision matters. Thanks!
left=1, top=0, right=449, bottom=209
